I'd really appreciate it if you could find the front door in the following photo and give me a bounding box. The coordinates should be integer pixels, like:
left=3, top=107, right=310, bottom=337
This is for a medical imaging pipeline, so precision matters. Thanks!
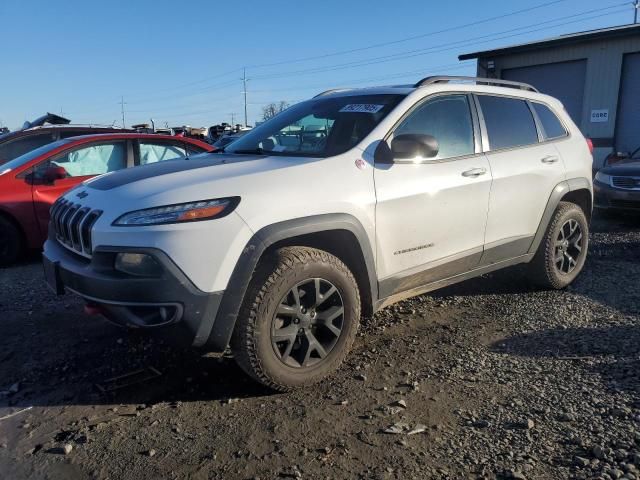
left=374, top=94, right=492, bottom=298
left=31, top=141, right=128, bottom=240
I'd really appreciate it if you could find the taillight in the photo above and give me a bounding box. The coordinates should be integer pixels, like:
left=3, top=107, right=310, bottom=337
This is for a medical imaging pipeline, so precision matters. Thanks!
left=586, top=138, right=594, bottom=154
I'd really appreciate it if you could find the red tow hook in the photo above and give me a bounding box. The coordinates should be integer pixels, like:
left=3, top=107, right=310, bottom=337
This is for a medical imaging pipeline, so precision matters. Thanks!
left=84, top=303, right=103, bottom=316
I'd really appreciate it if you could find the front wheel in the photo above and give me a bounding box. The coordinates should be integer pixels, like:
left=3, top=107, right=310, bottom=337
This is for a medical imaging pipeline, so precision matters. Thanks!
left=231, top=247, right=361, bottom=391
left=527, top=201, right=589, bottom=289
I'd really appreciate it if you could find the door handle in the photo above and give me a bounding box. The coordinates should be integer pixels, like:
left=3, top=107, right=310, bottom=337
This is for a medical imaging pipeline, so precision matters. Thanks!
left=541, top=155, right=559, bottom=164
left=461, top=167, right=487, bottom=178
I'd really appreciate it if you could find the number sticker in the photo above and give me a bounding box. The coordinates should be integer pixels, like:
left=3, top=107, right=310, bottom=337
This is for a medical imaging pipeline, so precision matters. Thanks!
left=339, top=104, right=384, bottom=114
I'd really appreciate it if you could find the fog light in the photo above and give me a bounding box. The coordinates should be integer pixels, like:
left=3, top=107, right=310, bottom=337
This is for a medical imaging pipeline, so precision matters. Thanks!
left=114, top=253, right=162, bottom=277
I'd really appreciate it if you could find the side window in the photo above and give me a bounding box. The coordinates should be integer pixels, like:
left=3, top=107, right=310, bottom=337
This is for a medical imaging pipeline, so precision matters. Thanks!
left=37, top=142, right=126, bottom=177
left=477, top=95, right=539, bottom=150
left=139, top=141, right=187, bottom=165
left=532, top=103, right=567, bottom=140
left=0, top=134, right=55, bottom=162
left=58, top=130, right=87, bottom=139
left=184, top=142, right=208, bottom=156
left=394, top=95, right=475, bottom=159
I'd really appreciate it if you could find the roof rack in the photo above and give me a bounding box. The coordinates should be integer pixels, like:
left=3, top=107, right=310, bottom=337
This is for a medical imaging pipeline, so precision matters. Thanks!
left=414, top=76, right=538, bottom=92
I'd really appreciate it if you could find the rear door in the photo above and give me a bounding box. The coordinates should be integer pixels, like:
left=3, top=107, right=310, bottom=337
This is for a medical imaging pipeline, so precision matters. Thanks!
left=374, top=93, right=492, bottom=297
left=31, top=140, right=131, bottom=238
left=475, top=94, right=566, bottom=264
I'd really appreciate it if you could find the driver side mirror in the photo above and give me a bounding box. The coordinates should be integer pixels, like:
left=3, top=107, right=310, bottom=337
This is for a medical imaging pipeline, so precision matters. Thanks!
left=42, top=165, right=68, bottom=184
left=390, top=134, right=439, bottom=161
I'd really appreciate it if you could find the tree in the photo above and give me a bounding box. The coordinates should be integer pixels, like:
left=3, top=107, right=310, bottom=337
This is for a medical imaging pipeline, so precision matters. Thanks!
left=262, top=101, right=290, bottom=121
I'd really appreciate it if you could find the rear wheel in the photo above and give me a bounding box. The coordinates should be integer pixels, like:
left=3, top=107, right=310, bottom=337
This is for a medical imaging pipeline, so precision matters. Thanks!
left=231, top=247, right=360, bottom=391
left=527, top=201, right=589, bottom=289
left=0, top=216, right=22, bottom=266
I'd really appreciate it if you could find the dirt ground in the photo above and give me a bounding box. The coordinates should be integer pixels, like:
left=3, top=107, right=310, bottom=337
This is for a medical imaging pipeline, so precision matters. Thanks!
left=1, top=212, right=639, bottom=480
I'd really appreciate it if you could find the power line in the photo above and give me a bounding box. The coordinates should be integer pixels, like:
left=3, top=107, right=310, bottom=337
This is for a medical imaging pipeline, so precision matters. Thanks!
left=66, top=1, right=624, bottom=119
left=249, top=62, right=475, bottom=95
left=63, top=0, right=575, bottom=113
left=250, top=2, right=628, bottom=81
left=68, top=2, right=628, bottom=126
left=247, top=0, right=570, bottom=69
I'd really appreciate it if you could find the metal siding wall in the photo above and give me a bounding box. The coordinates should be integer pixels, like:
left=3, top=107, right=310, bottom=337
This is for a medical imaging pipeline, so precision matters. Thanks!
left=616, top=52, right=640, bottom=153
left=474, top=35, right=640, bottom=167
left=502, top=60, right=586, bottom=123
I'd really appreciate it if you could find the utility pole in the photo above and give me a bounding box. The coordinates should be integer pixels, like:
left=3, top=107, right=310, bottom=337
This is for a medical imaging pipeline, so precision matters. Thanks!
left=242, top=68, right=248, bottom=127
left=634, top=0, right=639, bottom=24
left=230, top=112, right=236, bottom=125
left=119, top=96, right=127, bottom=128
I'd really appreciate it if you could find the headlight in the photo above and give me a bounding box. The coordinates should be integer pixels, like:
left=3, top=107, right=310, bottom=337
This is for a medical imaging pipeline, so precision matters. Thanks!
left=113, top=197, right=240, bottom=226
left=594, top=171, right=611, bottom=185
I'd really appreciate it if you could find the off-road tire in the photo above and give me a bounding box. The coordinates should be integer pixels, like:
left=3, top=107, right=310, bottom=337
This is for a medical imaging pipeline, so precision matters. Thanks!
left=528, top=201, right=589, bottom=289
left=0, top=216, right=22, bottom=267
left=231, top=247, right=361, bottom=391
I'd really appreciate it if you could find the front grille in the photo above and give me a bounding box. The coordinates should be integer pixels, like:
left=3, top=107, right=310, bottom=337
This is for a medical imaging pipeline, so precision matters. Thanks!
left=612, top=176, right=640, bottom=189
left=50, top=199, right=102, bottom=256
left=611, top=199, right=640, bottom=210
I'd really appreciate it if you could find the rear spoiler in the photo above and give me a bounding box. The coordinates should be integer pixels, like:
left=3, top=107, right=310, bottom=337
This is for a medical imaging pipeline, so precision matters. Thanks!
left=22, top=112, right=71, bottom=130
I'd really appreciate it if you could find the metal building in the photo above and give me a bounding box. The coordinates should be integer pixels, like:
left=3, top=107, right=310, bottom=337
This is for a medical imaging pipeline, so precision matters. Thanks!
left=459, top=24, right=640, bottom=168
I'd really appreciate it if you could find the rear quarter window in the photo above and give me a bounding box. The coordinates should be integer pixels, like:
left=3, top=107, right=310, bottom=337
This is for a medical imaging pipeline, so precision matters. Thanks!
left=477, top=95, right=539, bottom=151
left=0, top=133, right=56, bottom=164
left=532, top=103, right=567, bottom=140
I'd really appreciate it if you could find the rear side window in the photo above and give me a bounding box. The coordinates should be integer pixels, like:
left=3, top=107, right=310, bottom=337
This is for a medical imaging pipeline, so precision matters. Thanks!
left=477, top=96, right=539, bottom=150
left=139, top=141, right=187, bottom=165
left=532, top=103, right=567, bottom=140
left=0, top=133, right=56, bottom=164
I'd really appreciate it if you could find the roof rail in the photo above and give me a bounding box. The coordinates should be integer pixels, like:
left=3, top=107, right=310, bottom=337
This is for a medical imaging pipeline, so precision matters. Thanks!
left=313, top=88, right=353, bottom=98
left=414, top=76, right=538, bottom=92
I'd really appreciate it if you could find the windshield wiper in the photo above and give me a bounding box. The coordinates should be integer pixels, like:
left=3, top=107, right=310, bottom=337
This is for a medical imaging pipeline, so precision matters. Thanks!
left=231, top=148, right=264, bottom=155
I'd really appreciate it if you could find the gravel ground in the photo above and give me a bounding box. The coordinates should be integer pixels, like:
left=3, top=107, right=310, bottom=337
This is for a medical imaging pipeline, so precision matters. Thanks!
left=0, top=212, right=638, bottom=480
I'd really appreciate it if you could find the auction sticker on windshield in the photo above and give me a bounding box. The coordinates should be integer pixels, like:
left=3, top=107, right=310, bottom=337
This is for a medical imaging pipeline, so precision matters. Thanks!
left=339, top=104, right=384, bottom=113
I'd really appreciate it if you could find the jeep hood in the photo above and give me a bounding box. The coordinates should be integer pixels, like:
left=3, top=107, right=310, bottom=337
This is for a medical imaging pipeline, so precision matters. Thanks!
left=86, top=153, right=268, bottom=191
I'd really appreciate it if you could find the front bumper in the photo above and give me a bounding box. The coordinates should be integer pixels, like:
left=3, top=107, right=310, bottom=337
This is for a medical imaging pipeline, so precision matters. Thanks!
left=42, top=239, right=223, bottom=347
left=594, top=179, right=640, bottom=211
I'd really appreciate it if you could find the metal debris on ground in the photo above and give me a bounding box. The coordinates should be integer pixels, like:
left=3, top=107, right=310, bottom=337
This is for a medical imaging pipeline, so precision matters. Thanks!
left=96, top=367, right=162, bottom=393
left=0, top=406, right=33, bottom=422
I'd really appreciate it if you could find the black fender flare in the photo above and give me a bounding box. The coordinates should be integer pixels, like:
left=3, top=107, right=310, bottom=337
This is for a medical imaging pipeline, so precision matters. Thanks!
left=201, top=213, right=377, bottom=351
left=527, top=177, right=592, bottom=255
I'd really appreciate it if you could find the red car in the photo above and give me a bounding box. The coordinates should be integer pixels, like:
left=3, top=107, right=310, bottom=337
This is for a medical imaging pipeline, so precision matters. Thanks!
left=0, top=133, right=214, bottom=265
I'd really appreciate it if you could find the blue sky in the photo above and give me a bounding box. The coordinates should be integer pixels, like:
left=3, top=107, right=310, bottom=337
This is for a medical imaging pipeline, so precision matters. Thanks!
left=0, top=0, right=634, bottom=130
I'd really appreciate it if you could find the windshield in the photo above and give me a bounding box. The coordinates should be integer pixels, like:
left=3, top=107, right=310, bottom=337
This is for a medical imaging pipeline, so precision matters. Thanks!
left=0, top=139, right=70, bottom=174
left=225, top=94, right=405, bottom=157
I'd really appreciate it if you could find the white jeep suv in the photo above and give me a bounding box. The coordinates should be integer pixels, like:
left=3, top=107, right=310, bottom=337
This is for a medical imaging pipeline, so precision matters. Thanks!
left=43, top=76, right=593, bottom=390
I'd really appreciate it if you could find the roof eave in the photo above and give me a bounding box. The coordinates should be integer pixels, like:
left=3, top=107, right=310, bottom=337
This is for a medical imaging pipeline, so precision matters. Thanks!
left=458, top=24, right=640, bottom=60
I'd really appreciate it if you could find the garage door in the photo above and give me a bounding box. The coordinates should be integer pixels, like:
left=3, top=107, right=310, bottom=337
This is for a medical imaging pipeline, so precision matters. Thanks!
left=502, top=60, right=587, bottom=124
left=616, top=52, right=640, bottom=154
